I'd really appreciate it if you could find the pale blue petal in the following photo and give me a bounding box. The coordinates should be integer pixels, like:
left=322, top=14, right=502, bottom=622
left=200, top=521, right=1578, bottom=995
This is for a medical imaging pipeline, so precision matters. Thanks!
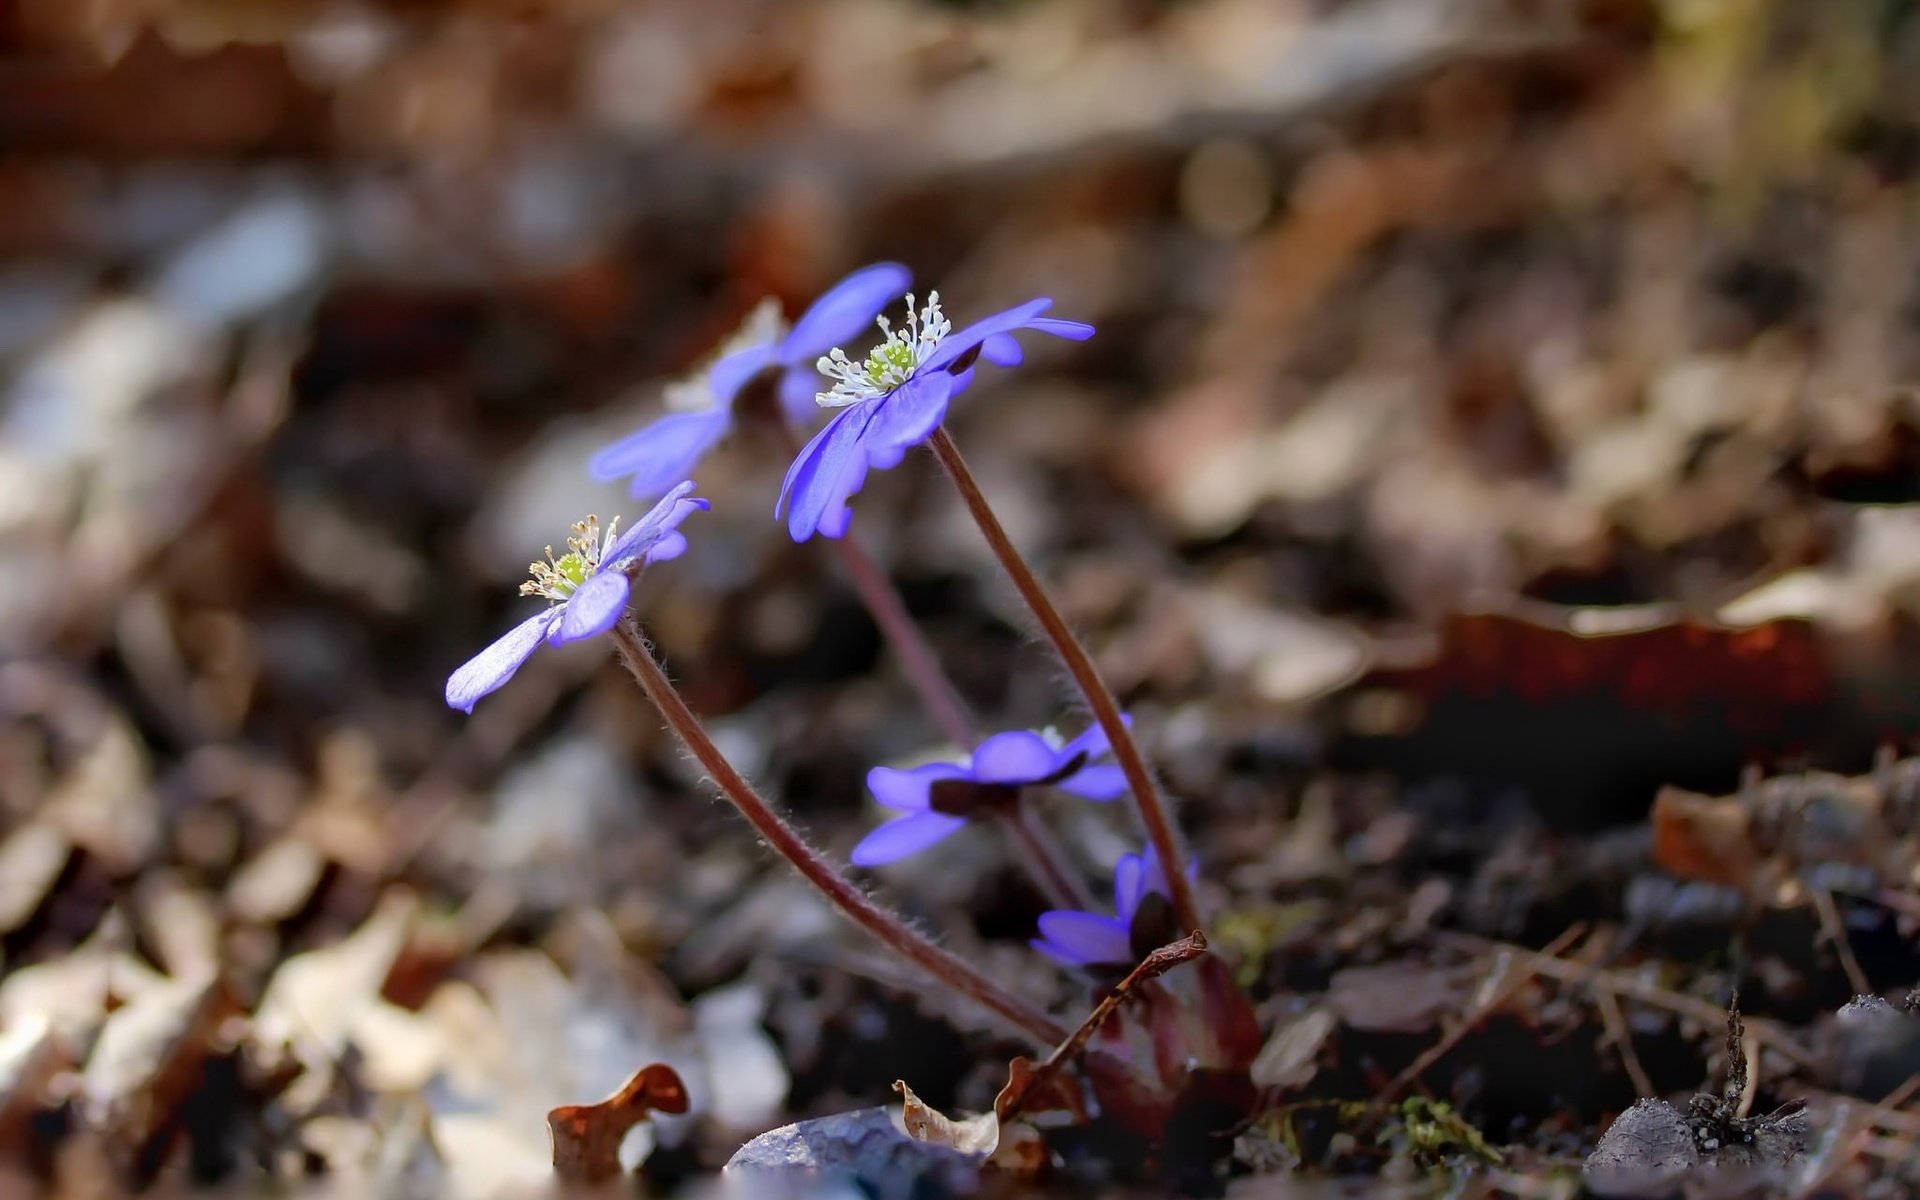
left=1058, top=764, right=1126, bottom=801
left=780, top=263, right=911, bottom=363
left=850, top=811, right=966, bottom=866
left=643, top=530, right=687, bottom=564
left=867, top=762, right=966, bottom=813
left=969, top=731, right=1061, bottom=785
left=1058, top=717, right=1122, bottom=764
left=605, top=481, right=707, bottom=565
left=589, top=411, right=730, bottom=501
left=710, top=343, right=777, bottom=405
left=777, top=406, right=868, bottom=542
left=445, top=609, right=559, bottom=713
left=1033, top=911, right=1131, bottom=967
left=550, top=571, right=629, bottom=644
left=980, top=333, right=1023, bottom=366
left=1112, top=852, right=1149, bottom=922
left=1026, top=316, right=1095, bottom=341
left=924, top=298, right=1052, bottom=371
left=861, top=373, right=953, bottom=465
left=778, top=366, right=826, bottom=425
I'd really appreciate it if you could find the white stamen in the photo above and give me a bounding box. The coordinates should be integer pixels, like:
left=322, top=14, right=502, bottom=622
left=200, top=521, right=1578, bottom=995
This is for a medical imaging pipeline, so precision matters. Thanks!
left=520, top=513, right=623, bottom=602
left=815, top=292, right=950, bottom=408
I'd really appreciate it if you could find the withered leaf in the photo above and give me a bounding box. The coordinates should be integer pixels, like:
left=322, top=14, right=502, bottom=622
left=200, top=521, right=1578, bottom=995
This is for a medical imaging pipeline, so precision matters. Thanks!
left=547, top=1061, right=688, bottom=1184
left=894, top=1078, right=998, bottom=1158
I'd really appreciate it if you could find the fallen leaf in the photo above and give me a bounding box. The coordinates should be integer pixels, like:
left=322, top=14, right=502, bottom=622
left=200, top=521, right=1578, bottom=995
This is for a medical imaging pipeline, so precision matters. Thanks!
left=894, top=1079, right=998, bottom=1158
left=547, top=1062, right=688, bottom=1184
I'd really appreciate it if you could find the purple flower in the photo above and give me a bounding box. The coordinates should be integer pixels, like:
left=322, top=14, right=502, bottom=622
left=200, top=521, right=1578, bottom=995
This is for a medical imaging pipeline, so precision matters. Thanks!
left=1031, top=849, right=1180, bottom=969
left=850, top=720, right=1129, bottom=867
left=776, top=292, right=1094, bottom=541
left=445, top=481, right=708, bottom=713
left=591, top=263, right=912, bottom=500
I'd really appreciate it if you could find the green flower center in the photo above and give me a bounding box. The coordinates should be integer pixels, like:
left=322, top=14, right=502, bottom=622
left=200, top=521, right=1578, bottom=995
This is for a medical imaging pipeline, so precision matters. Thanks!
left=864, top=340, right=916, bottom=385
left=549, top=551, right=589, bottom=595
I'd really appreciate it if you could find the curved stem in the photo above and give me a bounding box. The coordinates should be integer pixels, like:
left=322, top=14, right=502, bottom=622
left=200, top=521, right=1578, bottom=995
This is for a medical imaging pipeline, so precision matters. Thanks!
left=609, top=616, right=1067, bottom=1047
left=926, top=426, right=1204, bottom=936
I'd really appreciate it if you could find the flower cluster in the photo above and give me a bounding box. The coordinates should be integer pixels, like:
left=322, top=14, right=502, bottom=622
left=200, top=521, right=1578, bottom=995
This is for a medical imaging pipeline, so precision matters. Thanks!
left=446, top=266, right=1162, bottom=977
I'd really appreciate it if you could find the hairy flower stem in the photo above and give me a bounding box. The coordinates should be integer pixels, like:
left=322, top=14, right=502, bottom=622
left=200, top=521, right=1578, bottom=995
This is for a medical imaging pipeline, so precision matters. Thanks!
left=927, top=426, right=1204, bottom=936
left=609, top=615, right=1068, bottom=1047
left=772, top=419, right=1088, bottom=910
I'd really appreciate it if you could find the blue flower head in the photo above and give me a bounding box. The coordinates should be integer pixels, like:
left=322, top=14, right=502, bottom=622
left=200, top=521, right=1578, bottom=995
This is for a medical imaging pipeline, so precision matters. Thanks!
left=591, top=263, right=913, bottom=501
left=1032, top=847, right=1189, bottom=970
left=776, top=291, right=1094, bottom=542
left=850, top=719, right=1129, bottom=867
left=445, top=481, right=708, bottom=712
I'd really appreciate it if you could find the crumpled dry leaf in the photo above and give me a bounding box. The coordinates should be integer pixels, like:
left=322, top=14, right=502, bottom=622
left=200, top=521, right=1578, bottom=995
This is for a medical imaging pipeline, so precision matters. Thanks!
left=548, top=1062, right=689, bottom=1184
left=894, top=1079, right=998, bottom=1158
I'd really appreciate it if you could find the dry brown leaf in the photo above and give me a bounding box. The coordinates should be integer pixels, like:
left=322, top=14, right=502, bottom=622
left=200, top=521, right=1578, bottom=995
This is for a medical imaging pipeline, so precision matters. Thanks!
left=547, top=1062, right=689, bottom=1184
left=894, top=1079, right=999, bottom=1158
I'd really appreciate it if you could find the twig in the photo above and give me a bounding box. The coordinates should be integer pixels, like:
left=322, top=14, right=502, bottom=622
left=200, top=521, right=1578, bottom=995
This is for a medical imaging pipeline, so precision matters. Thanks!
left=996, top=932, right=1208, bottom=1121
left=1809, top=887, right=1872, bottom=997
left=1369, top=924, right=1585, bottom=1111
left=1593, top=987, right=1655, bottom=1099
left=1433, top=930, right=1821, bottom=1073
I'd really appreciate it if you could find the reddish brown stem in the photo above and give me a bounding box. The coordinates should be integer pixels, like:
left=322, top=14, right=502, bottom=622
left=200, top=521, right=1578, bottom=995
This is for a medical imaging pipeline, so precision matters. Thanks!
left=927, top=426, right=1203, bottom=935
left=610, top=617, right=1067, bottom=1047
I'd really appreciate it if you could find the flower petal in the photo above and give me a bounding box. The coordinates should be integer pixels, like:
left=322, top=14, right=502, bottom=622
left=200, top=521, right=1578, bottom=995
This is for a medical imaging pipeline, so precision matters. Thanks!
left=778, top=365, right=827, bottom=426
left=1057, top=764, right=1127, bottom=801
left=867, top=762, right=966, bottom=812
left=709, top=342, right=777, bottom=405
left=1112, top=852, right=1149, bottom=923
left=860, top=372, right=954, bottom=465
left=1026, top=316, right=1095, bottom=341
left=604, top=481, right=708, bottom=565
left=445, top=609, right=559, bottom=713
left=979, top=333, right=1023, bottom=366
left=849, top=810, right=966, bottom=866
left=1058, top=715, right=1126, bottom=763
left=643, top=530, right=687, bottom=564
left=924, top=298, right=1052, bottom=371
left=969, top=730, right=1062, bottom=785
left=777, top=405, right=869, bottom=542
left=551, top=571, right=629, bottom=644
left=1033, top=911, right=1132, bottom=967
left=780, top=262, right=912, bottom=363
left=589, top=410, right=731, bottom=501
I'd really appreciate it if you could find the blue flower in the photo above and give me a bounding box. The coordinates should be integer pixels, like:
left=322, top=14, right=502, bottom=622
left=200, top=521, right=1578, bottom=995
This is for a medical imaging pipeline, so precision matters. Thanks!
left=591, top=263, right=912, bottom=500
left=850, top=720, right=1128, bottom=866
left=1031, top=848, right=1180, bottom=969
left=445, top=481, right=708, bottom=712
left=776, top=292, right=1094, bottom=541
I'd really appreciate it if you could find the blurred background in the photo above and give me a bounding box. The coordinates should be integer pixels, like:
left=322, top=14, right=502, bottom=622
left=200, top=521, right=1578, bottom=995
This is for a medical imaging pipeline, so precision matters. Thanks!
left=8, top=0, right=1920, bottom=1194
